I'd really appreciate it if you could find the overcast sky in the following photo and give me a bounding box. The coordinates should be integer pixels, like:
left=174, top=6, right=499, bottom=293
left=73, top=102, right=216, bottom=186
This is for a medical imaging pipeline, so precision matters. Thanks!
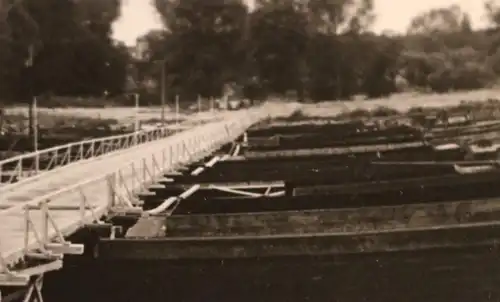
left=112, top=0, right=489, bottom=46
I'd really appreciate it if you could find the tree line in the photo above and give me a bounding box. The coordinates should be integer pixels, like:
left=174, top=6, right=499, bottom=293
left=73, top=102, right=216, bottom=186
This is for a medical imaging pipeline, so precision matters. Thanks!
left=0, top=0, right=127, bottom=104
left=2, top=0, right=500, bottom=105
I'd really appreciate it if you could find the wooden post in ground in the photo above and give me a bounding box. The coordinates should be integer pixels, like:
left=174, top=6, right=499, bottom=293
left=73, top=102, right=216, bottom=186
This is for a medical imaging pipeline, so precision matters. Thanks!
left=32, top=97, right=39, bottom=173
left=134, top=93, right=140, bottom=145
left=175, top=95, right=179, bottom=127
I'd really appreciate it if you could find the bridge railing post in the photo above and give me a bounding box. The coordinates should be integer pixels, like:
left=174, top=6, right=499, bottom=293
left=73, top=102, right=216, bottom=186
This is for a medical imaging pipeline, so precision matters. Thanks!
left=16, top=159, right=23, bottom=182
left=161, top=148, right=167, bottom=171
left=23, top=204, right=49, bottom=257
left=129, top=162, right=136, bottom=194
left=176, top=141, right=182, bottom=163
left=151, top=153, right=160, bottom=179
left=169, top=144, right=174, bottom=170
left=183, top=140, right=192, bottom=162
left=142, top=158, right=148, bottom=184
left=77, top=141, right=84, bottom=161
left=106, top=172, right=117, bottom=209
left=88, top=141, right=95, bottom=158
left=40, top=201, right=49, bottom=245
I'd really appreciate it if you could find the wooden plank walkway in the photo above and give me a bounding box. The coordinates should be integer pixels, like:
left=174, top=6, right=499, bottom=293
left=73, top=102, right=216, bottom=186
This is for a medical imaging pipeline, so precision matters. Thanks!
left=0, top=130, right=208, bottom=206
left=0, top=103, right=298, bottom=275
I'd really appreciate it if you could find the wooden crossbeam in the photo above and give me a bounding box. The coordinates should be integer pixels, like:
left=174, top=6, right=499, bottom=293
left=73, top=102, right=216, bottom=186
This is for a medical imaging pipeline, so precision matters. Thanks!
left=163, top=181, right=285, bottom=190
left=0, top=273, right=30, bottom=287
left=17, top=260, right=61, bottom=279
left=164, top=171, right=183, bottom=177
left=210, top=186, right=262, bottom=197
left=136, top=191, right=155, bottom=196
left=157, top=177, right=174, bottom=182
left=244, top=136, right=280, bottom=147
left=145, top=184, right=201, bottom=215
left=203, top=181, right=285, bottom=189
left=190, top=156, right=221, bottom=176
left=85, top=222, right=113, bottom=230
left=45, top=243, right=84, bottom=255
left=0, top=260, right=61, bottom=286
left=148, top=184, right=165, bottom=189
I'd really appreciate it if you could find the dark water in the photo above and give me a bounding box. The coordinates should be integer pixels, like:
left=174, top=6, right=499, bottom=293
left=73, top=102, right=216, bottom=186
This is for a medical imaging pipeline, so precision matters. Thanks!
left=44, top=245, right=500, bottom=302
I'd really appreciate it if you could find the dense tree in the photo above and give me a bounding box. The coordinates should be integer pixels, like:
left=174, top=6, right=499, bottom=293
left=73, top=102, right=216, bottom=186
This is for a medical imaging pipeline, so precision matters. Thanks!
left=146, top=0, right=385, bottom=102
left=152, top=0, right=248, bottom=101
left=0, top=0, right=129, bottom=104
left=249, top=0, right=309, bottom=97
left=2, top=0, right=500, bottom=105
left=398, top=4, right=496, bottom=93
left=142, top=0, right=500, bottom=103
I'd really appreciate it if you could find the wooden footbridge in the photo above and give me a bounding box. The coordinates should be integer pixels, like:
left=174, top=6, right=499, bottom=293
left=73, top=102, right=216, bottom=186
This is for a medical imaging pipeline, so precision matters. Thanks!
left=0, top=103, right=297, bottom=299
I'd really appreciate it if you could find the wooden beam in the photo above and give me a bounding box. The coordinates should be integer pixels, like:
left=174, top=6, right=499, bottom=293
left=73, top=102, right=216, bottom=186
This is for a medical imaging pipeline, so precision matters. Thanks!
left=209, top=186, right=263, bottom=197
left=157, top=177, right=174, bottom=183
left=45, top=243, right=84, bottom=255
left=164, top=171, right=183, bottom=177
left=190, top=156, right=221, bottom=176
left=202, top=181, right=284, bottom=190
left=136, top=191, right=155, bottom=196
left=98, top=222, right=500, bottom=260
left=0, top=260, right=62, bottom=286
left=163, top=181, right=285, bottom=190
left=0, top=273, right=30, bottom=286
left=146, top=184, right=201, bottom=215
left=16, top=260, right=62, bottom=279
left=110, top=207, right=143, bottom=215
left=245, top=142, right=427, bottom=159
left=244, top=136, right=280, bottom=147
left=148, top=184, right=165, bottom=189
left=24, top=252, right=62, bottom=261
left=292, top=172, right=500, bottom=196
left=85, top=222, right=113, bottom=230
left=372, top=160, right=500, bottom=166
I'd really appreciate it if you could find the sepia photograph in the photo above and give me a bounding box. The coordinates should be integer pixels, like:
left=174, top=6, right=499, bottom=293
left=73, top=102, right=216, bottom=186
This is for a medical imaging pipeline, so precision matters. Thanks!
left=1, top=0, right=500, bottom=301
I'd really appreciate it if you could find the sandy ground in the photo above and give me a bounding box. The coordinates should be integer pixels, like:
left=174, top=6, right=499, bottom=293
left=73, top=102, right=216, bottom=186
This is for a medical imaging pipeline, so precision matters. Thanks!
left=3, top=105, right=230, bottom=128
left=298, top=89, right=500, bottom=117
left=7, top=106, right=179, bottom=120
left=4, top=89, right=500, bottom=125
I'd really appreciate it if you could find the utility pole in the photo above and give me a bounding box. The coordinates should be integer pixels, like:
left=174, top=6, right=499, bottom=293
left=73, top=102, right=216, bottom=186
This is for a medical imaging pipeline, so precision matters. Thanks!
left=160, top=60, right=166, bottom=125
left=32, top=96, right=39, bottom=172
left=175, top=94, right=179, bottom=127
left=333, top=12, right=341, bottom=101
left=133, top=93, right=140, bottom=145
left=153, top=57, right=168, bottom=125
left=3, top=0, right=41, bottom=142
left=26, top=44, right=35, bottom=140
